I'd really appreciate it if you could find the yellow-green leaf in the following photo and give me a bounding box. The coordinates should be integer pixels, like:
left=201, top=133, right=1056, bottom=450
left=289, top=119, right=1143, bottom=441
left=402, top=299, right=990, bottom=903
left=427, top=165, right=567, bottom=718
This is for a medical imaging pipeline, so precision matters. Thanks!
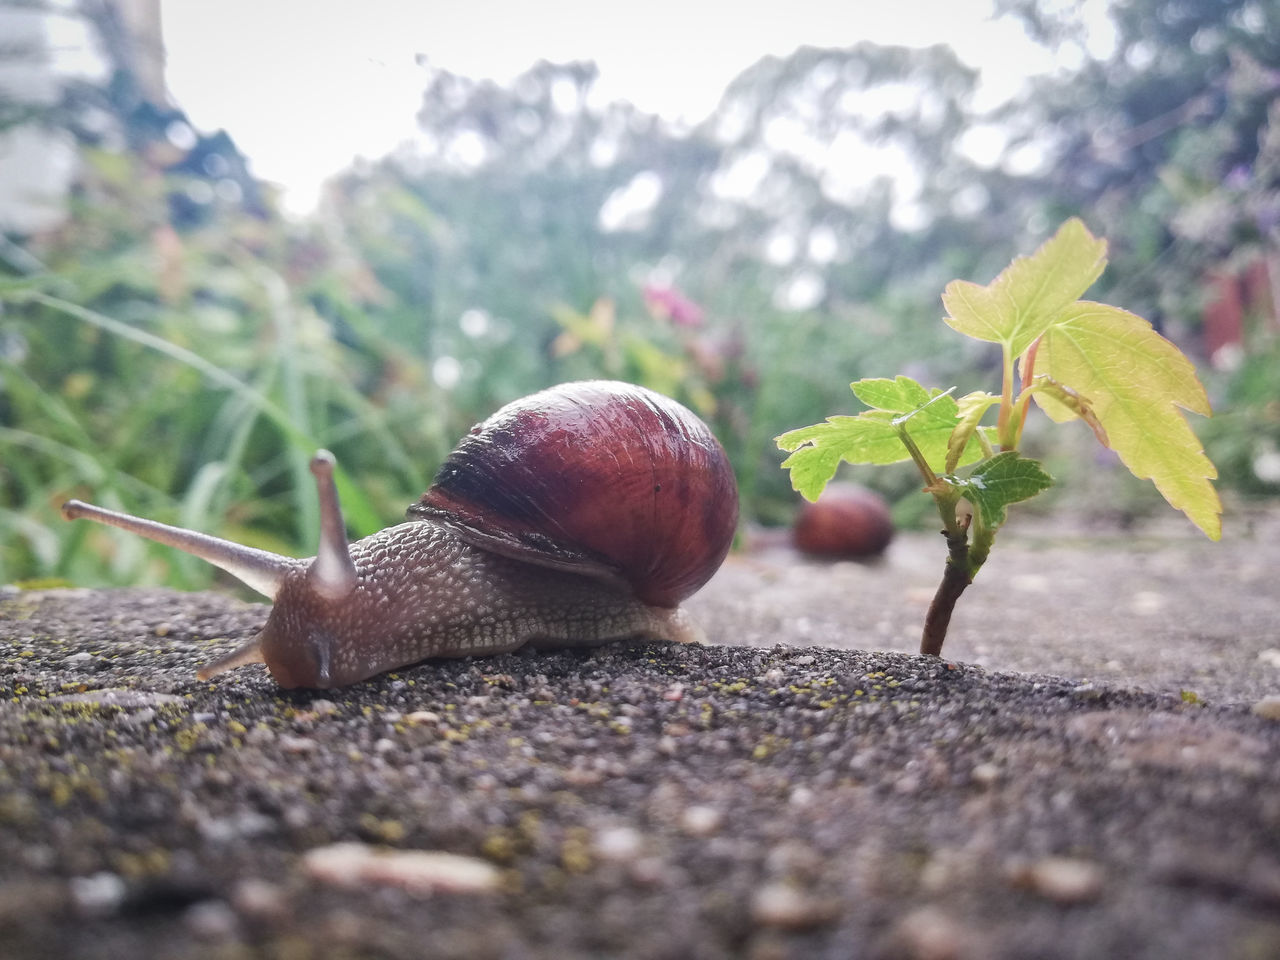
left=776, top=414, right=908, bottom=500
left=776, top=377, right=984, bottom=501
left=947, top=392, right=1000, bottom=473
left=941, top=218, right=1107, bottom=356
left=1025, top=375, right=1109, bottom=446
left=1032, top=301, right=1221, bottom=539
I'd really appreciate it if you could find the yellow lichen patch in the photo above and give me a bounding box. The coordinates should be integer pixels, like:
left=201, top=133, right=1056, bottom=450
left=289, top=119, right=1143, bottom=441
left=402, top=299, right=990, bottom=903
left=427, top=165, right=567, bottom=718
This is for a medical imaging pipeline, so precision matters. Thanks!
left=173, top=724, right=205, bottom=753
left=559, top=828, right=593, bottom=874
left=358, top=813, right=407, bottom=844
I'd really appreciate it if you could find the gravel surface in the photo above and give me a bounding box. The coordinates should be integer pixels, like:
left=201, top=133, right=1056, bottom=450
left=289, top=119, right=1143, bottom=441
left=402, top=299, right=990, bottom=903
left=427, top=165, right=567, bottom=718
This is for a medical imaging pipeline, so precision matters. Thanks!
left=1, top=512, right=1278, bottom=959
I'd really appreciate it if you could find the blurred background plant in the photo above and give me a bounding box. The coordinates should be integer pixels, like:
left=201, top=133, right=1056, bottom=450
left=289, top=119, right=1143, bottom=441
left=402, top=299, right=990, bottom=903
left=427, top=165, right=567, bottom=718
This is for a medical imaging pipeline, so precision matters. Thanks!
left=1, top=0, right=1277, bottom=588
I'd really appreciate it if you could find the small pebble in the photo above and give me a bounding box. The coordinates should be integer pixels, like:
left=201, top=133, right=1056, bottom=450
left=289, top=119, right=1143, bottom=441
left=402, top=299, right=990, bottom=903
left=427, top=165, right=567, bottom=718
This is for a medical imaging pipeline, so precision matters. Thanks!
left=199, top=811, right=276, bottom=843
left=628, top=856, right=672, bottom=887
left=884, top=906, right=982, bottom=960
left=788, top=787, right=814, bottom=808
left=593, top=826, right=642, bottom=861
left=1251, top=696, right=1280, bottom=721
left=1014, top=856, right=1105, bottom=904
left=303, top=842, right=500, bottom=895
left=680, top=804, right=723, bottom=836
left=749, top=882, right=835, bottom=930
left=185, top=899, right=240, bottom=942
left=231, top=878, right=288, bottom=921
left=970, top=762, right=1000, bottom=787
left=69, top=872, right=126, bottom=917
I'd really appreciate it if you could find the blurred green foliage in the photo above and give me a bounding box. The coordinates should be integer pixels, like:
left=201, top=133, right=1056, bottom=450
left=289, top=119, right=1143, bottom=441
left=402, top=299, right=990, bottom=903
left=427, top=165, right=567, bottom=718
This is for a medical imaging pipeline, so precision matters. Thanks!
left=1, top=0, right=1278, bottom=587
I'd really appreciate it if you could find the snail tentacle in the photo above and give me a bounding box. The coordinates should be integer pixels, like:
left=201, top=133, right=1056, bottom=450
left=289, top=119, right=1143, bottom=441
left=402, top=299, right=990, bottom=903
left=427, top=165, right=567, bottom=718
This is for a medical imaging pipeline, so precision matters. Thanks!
left=195, top=634, right=266, bottom=681
left=306, top=450, right=358, bottom=601
left=60, top=499, right=298, bottom=599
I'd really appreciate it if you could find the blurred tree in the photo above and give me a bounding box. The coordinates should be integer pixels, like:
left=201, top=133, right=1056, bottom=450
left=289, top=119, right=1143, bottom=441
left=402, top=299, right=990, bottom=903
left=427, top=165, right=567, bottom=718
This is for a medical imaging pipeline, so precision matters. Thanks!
left=0, top=1, right=446, bottom=585
left=994, top=0, right=1279, bottom=315
left=994, top=0, right=1280, bottom=494
left=326, top=45, right=1061, bottom=516
left=6, top=0, right=1279, bottom=588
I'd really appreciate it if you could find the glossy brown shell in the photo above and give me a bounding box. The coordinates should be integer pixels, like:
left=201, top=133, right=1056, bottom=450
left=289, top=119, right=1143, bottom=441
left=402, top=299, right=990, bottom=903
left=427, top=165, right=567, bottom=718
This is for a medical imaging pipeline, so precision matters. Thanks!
left=409, top=380, right=739, bottom=608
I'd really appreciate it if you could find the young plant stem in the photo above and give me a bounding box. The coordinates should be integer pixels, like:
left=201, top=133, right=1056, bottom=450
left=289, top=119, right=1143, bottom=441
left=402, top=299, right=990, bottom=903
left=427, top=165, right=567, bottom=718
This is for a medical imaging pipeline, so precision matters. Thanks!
left=996, top=350, right=1016, bottom=450
left=895, top=420, right=974, bottom=658
left=921, top=523, right=973, bottom=657
left=1011, top=335, right=1042, bottom=448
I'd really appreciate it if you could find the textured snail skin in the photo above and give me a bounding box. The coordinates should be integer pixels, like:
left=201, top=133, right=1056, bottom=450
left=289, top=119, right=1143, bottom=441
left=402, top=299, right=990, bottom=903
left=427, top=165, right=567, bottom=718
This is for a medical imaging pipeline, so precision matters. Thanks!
left=260, top=521, right=698, bottom=689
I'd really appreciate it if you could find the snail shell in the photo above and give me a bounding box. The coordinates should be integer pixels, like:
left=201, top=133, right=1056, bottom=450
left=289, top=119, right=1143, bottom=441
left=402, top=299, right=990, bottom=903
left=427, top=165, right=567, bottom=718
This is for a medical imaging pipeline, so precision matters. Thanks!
left=413, top=380, right=738, bottom=607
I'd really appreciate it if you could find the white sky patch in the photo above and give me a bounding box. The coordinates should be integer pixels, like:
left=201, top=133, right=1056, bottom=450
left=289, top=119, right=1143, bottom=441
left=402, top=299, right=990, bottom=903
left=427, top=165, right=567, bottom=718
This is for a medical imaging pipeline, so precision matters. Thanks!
left=598, top=170, right=663, bottom=232
left=156, top=0, right=1111, bottom=213
left=957, top=123, right=1011, bottom=169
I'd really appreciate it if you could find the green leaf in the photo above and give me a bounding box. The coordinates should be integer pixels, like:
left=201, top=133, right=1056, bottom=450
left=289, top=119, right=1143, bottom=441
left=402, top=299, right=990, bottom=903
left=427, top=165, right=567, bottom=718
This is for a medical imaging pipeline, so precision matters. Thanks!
left=850, top=375, right=932, bottom=411
left=777, top=415, right=902, bottom=500
left=954, top=452, right=1054, bottom=529
left=947, top=392, right=1000, bottom=473
left=941, top=218, right=1107, bottom=356
left=1031, top=301, right=1221, bottom=540
left=776, top=377, right=984, bottom=501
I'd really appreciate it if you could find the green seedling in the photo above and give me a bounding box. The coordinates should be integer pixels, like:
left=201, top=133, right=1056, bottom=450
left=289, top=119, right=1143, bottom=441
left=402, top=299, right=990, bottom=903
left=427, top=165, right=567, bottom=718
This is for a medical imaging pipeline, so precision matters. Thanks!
left=776, top=219, right=1220, bottom=657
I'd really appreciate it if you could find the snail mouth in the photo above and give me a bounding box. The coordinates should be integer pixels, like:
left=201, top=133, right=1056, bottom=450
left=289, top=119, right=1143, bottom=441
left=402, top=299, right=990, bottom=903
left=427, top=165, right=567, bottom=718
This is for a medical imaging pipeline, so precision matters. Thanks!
left=255, top=610, right=339, bottom=689
left=279, top=627, right=336, bottom=689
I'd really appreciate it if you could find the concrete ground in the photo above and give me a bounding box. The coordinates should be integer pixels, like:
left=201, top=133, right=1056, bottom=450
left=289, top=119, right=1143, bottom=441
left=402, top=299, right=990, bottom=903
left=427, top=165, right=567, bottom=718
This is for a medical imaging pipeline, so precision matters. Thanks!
left=1, top=508, right=1277, bottom=959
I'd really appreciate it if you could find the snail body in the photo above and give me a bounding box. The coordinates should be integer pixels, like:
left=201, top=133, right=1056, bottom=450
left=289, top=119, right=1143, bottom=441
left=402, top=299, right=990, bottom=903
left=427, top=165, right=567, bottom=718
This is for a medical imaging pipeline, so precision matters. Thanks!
left=63, top=381, right=738, bottom=689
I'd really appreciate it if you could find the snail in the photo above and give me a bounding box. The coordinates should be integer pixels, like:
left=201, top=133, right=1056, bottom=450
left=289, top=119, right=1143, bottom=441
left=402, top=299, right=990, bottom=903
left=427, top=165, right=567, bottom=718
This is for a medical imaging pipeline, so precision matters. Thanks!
left=61, top=380, right=739, bottom=689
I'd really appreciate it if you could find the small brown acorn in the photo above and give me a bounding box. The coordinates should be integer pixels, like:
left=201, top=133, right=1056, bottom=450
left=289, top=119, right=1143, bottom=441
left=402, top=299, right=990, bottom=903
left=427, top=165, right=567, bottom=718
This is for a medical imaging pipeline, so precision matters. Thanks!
left=792, top=482, right=893, bottom=558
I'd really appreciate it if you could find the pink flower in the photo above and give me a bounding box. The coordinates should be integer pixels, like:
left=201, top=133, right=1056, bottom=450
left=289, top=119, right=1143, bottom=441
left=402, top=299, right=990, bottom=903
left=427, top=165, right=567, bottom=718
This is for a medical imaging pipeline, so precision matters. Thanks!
left=643, top=284, right=705, bottom=328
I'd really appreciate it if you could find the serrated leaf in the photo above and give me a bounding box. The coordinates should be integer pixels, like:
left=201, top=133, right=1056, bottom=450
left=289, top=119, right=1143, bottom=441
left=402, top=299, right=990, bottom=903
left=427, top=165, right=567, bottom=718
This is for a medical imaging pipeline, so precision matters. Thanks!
left=776, top=377, right=984, bottom=501
left=947, top=392, right=1001, bottom=473
left=777, top=415, right=906, bottom=500
left=850, top=375, right=931, bottom=411
left=942, top=218, right=1107, bottom=356
left=955, top=452, right=1054, bottom=529
left=1032, top=301, right=1220, bottom=539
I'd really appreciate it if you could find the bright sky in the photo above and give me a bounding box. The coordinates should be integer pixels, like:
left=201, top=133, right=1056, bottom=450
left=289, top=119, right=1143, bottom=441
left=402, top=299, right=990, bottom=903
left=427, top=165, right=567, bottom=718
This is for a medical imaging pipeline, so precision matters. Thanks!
left=160, top=0, right=1113, bottom=213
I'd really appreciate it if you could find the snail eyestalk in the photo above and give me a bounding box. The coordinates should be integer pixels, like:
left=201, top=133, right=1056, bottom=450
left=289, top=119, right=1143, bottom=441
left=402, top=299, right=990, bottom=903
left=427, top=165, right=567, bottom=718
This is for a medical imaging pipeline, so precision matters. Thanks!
left=60, top=498, right=295, bottom=599
left=307, top=450, right=358, bottom=601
